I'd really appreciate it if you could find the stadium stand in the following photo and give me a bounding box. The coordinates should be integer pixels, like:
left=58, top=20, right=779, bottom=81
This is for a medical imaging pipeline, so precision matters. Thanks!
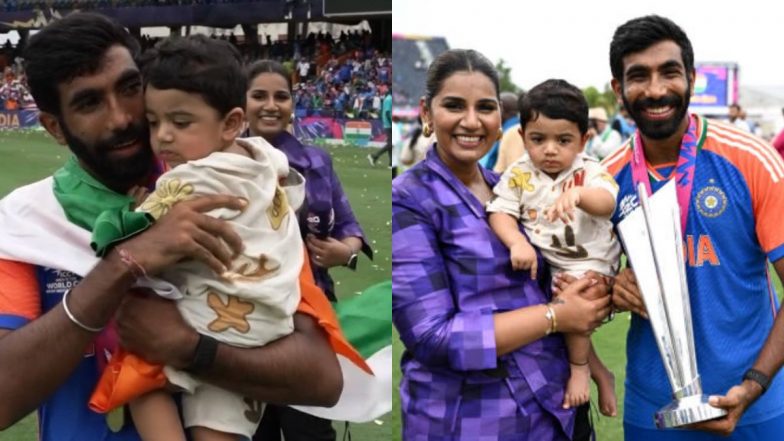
left=391, top=34, right=448, bottom=113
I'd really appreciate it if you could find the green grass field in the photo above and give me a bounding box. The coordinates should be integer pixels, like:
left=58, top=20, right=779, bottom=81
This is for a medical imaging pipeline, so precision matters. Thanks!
left=0, top=130, right=392, bottom=440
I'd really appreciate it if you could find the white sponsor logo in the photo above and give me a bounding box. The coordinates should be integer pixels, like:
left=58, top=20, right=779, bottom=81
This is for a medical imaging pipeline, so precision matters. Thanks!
left=619, top=193, right=639, bottom=219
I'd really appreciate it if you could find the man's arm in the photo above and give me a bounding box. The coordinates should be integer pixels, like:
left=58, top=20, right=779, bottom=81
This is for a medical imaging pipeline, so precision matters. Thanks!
left=0, top=195, right=245, bottom=429
left=0, top=254, right=135, bottom=429
left=115, top=294, right=342, bottom=406
left=689, top=258, right=784, bottom=436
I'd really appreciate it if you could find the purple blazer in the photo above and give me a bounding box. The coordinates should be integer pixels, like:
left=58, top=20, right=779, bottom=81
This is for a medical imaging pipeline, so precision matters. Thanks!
left=271, top=131, right=372, bottom=300
left=392, top=147, right=574, bottom=440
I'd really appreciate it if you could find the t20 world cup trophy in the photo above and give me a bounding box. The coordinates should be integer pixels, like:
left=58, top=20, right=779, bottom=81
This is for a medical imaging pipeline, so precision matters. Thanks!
left=617, top=180, right=727, bottom=428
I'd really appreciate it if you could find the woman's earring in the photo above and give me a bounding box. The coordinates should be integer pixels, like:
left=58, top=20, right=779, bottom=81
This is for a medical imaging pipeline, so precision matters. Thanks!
left=496, top=126, right=504, bottom=141
left=422, top=122, right=432, bottom=137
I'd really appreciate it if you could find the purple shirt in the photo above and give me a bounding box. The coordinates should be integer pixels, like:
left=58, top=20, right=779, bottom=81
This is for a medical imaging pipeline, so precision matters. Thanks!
left=392, top=147, right=574, bottom=440
left=271, top=132, right=371, bottom=300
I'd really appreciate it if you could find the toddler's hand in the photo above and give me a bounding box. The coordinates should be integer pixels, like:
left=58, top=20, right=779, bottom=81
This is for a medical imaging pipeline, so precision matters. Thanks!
left=510, top=241, right=538, bottom=279
left=546, top=187, right=582, bottom=223
left=127, top=185, right=150, bottom=209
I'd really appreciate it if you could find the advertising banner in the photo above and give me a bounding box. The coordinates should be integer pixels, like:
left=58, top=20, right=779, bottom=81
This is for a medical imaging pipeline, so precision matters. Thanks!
left=294, top=117, right=386, bottom=147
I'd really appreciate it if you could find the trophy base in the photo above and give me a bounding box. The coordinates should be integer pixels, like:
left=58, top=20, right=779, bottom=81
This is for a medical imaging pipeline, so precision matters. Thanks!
left=654, top=394, right=727, bottom=428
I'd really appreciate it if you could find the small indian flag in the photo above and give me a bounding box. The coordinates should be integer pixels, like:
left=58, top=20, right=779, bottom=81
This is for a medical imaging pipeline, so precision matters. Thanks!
left=343, top=121, right=373, bottom=147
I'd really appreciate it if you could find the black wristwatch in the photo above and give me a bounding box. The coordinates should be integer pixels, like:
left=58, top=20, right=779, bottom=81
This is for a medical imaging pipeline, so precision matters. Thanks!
left=185, top=333, right=219, bottom=374
left=743, top=368, right=771, bottom=394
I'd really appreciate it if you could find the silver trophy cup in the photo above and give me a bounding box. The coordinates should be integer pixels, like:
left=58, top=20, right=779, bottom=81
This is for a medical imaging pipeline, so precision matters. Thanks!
left=617, top=180, right=727, bottom=428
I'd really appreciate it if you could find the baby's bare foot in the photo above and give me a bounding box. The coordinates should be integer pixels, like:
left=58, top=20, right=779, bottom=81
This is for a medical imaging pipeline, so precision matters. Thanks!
left=563, top=363, right=591, bottom=409
left=594, top=367, right=617, bottom=416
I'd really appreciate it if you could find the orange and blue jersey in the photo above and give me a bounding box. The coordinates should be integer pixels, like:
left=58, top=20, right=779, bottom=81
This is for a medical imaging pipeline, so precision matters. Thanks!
left=603, top=115, right=784, bottom=429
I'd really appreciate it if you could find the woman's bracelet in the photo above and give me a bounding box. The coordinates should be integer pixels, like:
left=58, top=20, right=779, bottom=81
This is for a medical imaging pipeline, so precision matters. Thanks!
left=62, top=288, right=104, bottom=333
left=544, top=304, right=557, bottom=335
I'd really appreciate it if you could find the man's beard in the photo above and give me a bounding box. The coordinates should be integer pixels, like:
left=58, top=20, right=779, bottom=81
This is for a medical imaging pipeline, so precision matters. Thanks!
left=60, top=119, right=153, bottom=190
left=622, top=81, right=691, bottom=141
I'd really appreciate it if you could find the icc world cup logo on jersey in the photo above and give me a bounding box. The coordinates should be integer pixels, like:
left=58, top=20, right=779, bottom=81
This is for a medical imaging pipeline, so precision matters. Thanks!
left=695, top=186, right=727, bottom=218
left=618, top=193, right=639, bottom=219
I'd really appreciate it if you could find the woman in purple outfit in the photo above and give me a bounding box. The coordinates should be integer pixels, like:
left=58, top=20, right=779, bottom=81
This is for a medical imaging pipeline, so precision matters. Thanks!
left=245, top=60, right=372, bottom=441
left=392, top=49, right=612, bottom=441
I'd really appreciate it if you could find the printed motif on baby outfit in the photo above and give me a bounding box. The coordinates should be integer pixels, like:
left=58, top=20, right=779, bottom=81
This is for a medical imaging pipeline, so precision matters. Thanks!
left=267, top=185, right=289, bottom=230
left=140, top=178, right=194, bottom=219
left=508, top=167, right=535, bottom=193
left=207, top=293, right=255, bottom=334
left=551, top=225, right=588, bottom=259
left=223, top=254, right=280, bottom=282
left=243, top=397, right=264, bottom=424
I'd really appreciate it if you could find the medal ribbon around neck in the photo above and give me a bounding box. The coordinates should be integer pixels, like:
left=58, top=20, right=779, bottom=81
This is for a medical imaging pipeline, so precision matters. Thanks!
left=630, top=114, right=699, bottom=232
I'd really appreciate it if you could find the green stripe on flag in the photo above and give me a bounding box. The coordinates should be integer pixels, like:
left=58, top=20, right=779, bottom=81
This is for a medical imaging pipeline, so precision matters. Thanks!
left=334, top=280, right=392, bottom=359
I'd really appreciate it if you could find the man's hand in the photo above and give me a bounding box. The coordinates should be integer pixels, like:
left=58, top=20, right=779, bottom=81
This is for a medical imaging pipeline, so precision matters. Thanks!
left=687, top=380, right=762, bottom=436
left=115, top=290, right=197, bottom=369
left=613, top=268, right=648, bottom=319
left=122, top=195, right=246, bottom=276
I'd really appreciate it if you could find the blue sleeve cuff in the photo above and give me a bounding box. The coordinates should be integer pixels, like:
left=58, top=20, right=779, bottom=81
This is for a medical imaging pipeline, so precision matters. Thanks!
left=769, top=243, right=784, bottom=264
left=0, top=314, right=30, bottom=330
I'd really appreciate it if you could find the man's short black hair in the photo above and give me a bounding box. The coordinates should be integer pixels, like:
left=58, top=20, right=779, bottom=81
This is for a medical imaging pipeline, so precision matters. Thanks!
left=609, top=15, right=694, bottom=83
left=23, top=12, right=141, bottom=115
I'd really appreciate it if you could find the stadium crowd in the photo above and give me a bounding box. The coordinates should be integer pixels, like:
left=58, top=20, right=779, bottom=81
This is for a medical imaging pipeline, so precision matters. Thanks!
left=0, top=26, right=390, bottom=117
left=146, top=29, right=391, bottom=119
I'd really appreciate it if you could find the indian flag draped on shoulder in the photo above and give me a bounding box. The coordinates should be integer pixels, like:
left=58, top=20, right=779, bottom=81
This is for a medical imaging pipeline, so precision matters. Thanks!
left=0, top=172, right=392, bottom=423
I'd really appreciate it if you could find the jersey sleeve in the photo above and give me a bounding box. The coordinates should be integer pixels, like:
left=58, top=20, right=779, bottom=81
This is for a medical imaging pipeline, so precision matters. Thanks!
left=0, top=259, right=40, bottom=330
left=748, top=154, right=784, bottom=261
left=707, top=125, right=784, bottom=261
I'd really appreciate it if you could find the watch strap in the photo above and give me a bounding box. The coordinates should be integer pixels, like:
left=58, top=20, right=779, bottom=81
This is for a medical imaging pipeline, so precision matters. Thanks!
left=185, top=333, right=219, bottom=374
left=743, top=368, right=771, bottom=394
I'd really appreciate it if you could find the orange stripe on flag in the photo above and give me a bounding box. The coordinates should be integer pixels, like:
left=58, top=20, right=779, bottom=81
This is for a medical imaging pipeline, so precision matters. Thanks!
left=297, top=249, right=373, bottom=375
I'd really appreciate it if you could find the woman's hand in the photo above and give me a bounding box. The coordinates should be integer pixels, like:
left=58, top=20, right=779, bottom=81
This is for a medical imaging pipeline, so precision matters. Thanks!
left=305, top=234, right=352, bottom=268
left=550, top=273, right=612, bottom=335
